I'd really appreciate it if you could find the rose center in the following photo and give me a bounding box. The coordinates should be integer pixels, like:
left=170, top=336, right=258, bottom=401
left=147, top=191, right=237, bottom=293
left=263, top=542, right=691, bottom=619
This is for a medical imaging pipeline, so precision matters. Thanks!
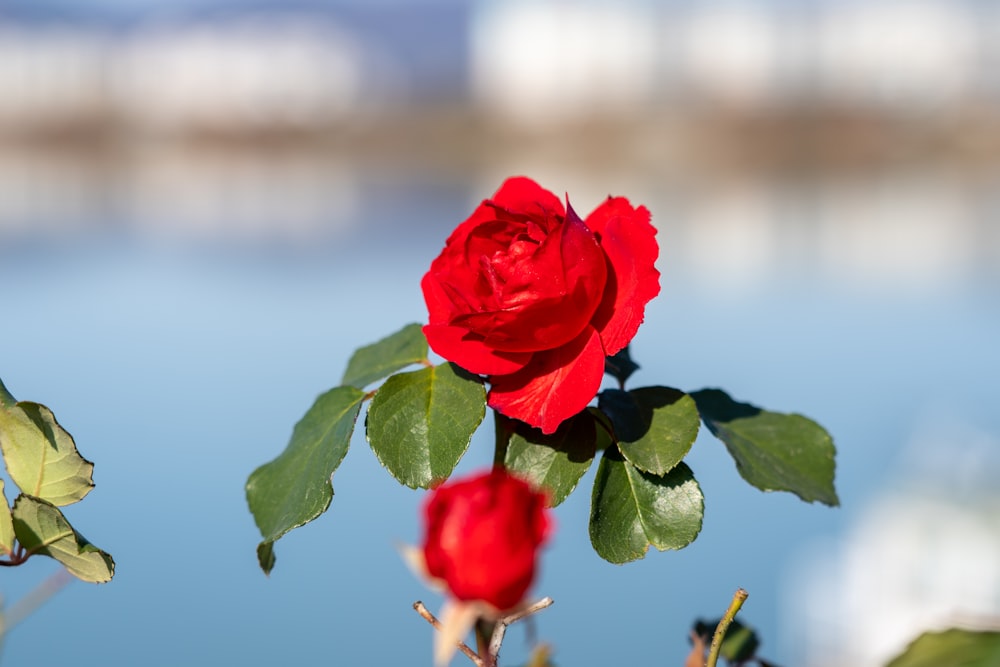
left=478, top=223, right=549, bottom=309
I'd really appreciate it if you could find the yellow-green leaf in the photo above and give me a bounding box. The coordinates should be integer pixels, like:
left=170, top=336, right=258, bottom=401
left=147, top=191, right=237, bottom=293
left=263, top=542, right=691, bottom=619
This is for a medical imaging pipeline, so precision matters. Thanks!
left=12, top=495, right=114, bottom=583
left=0, top=378, right=15, bottom=409
left=0, top=480, right=14, bottom=557
left=0, top=390, right=94, bottom=506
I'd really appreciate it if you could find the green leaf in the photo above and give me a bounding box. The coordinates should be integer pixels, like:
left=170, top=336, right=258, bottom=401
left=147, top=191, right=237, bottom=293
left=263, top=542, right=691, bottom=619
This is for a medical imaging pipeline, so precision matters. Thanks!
left=12, top=495, right=114, bottom=583
left=598, top=386, right=699, bottom=476
left=341, top=323, right=429, bottom=389
left=256, top=542, right=275, bottom=575
left=366, top=363, right=485, bottom=489
left=246, top=385, right=366, bottom=574
left=589, top=406, right=614, bottom=450
left=691, top=389, right=839, bottom=506
left=886, top=629, right=1000, bottom=667
left=589, top=448, right=704, bottom=564
left=604, top=345, right=639, bottom=386
left=0, top=396, right=94, bottom=506
left=0, top=480, right=14, bottom=557
left=504, top=411, right=597, bottom=507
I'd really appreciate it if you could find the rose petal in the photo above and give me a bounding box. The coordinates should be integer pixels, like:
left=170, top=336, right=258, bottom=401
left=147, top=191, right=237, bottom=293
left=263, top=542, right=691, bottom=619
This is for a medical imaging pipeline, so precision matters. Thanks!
left=489, top=176, right=565, bottom=220
left=488, top=325, right=605, bottom=434
left=469, top=210, right=607, bottom=353
left=422, top=270, right=461, bottom=325
left=585, top=198, right=660, bottom=355
left=423, top=201, right=519, bottom=318
left=423, top=324, right=532, bottom=376
left=443, top=196, right=509, bottom=250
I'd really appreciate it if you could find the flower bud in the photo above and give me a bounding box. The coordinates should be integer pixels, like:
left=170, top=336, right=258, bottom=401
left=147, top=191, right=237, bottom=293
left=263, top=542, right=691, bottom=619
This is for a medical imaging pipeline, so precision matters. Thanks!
left=422, top=469, right=551, bottom=611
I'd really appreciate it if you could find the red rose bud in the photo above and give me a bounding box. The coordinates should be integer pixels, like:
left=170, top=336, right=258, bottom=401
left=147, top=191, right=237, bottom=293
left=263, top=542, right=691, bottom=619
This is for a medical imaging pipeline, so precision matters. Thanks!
left=422, top=176, right=660, bottom=433
left=422, top=469, right=551, bottom=611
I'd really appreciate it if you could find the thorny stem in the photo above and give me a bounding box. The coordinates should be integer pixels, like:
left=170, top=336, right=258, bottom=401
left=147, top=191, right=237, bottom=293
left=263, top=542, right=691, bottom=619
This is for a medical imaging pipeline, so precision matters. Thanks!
left=413, top=601, right=484, bottom=667
left=706, top=588, right=748, bottom=667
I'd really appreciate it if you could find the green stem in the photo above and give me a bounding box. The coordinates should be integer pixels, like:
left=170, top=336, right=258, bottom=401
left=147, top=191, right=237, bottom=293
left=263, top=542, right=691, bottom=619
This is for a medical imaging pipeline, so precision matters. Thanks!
left=492, top=411, right=511, bottom=469
left=706, top=588, right=748, bottom=667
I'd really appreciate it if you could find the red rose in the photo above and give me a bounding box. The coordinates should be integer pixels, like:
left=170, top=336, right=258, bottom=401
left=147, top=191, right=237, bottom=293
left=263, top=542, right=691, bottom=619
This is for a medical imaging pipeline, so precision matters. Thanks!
left=422, top=469, right=550, bottom=611
left=422, top=177, right=660, bottom=433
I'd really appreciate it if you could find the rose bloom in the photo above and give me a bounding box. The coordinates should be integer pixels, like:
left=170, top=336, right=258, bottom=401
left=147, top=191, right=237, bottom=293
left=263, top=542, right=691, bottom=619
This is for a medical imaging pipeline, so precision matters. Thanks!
left=422, top=469, right=550, bottom=611
left=422, top=176, right=660, bottom=433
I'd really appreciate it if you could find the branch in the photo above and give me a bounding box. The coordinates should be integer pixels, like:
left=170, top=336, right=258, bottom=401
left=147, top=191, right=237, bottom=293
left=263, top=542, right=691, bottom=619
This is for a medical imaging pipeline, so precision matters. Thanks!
left=413, top=601, right=484, bottom=667
left=706, top=588, right=748, bottom=667
left=413, top=597, right=554, bottom=667
left=488, top=597, right=554, bottom=665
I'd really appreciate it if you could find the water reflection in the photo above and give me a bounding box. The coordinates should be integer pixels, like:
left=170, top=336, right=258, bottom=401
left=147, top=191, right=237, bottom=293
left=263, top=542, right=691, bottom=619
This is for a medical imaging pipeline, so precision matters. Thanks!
left=0, top=147, right=358, bottom=249
left=2, top=148, right=995, bottom=297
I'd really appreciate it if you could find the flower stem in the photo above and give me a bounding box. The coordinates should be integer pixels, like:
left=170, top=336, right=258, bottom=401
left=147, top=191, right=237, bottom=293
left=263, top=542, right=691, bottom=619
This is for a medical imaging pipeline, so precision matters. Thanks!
left=476, top=619, right=496, bottom=667
left=706, top=588, right=748, bottom=667
left=492, top=412, right=511, bottom=469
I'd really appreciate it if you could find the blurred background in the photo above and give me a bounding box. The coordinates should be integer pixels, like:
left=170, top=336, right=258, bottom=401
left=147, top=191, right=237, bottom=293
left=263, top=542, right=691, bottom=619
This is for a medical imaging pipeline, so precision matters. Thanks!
left=1, top=1, right=998, bottom=665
